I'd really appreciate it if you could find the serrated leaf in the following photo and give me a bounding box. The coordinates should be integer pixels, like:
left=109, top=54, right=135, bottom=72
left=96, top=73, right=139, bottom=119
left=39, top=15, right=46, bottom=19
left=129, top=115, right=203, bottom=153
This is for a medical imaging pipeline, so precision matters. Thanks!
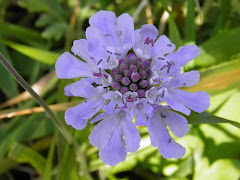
left=8, top=142, right=47, bottom=174
left=0, top=39, right=60, bottom=65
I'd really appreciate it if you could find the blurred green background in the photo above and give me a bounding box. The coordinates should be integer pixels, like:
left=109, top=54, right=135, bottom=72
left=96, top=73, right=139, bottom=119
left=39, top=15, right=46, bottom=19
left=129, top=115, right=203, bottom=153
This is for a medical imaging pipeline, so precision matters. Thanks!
left=0, top=0, right=240, bottom=179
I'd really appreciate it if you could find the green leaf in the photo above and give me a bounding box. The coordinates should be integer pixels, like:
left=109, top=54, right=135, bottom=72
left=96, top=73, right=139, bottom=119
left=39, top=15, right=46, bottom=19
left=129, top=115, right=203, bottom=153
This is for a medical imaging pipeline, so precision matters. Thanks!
left=8, top=142, right=47, bottom=174
left=168, top=17, right=182, bottom=47
left=42, top=135, right=56, bottom=180
left=185, top=0, right=196, bottom=42
left=57, top=144, right=79, bottom=180
left=187, top=112, right=240, bottom=129
left=0, top=22, right=44, bottom=48
left=0, top=114, right=54, bottom=160
left=42, top=22, right=68, bottom=40
left=195, top=27, right=240, bottom=67
left=0, top=39, right=60, bottom=65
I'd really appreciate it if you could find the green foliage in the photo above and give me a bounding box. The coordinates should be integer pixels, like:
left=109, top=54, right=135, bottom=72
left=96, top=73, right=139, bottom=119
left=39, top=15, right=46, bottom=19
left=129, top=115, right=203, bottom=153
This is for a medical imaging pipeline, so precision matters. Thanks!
left=0, top=0, right=240, bottom=179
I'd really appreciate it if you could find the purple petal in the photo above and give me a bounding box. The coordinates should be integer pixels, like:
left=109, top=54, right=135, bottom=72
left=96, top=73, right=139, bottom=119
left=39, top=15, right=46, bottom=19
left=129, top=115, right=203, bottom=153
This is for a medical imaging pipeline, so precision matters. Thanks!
left=64, top=83, right=75, bottom=96
left=123, top=119, right=141, bottom=152
left=71, top=78, right=98, bottom=98
left=55, top=52, right=94, bottom=79
left=160, top=109, right=190, bottom=137
left=89, top=10, right=120, bottom=47
left=166, top=45, right=200, bottom=67
left=65, top=101, right=103, bottom=130
left=99, top=126, right=127, bottom=166
left=166, top=70, right=200, bottom=88
left=140, top=24, right=158, bottom=44
left=87, top=39, right=108, bottom=63
left=89, top=117, right=117, bottom=149
left=86, top=26, right=109, bottom=49
left=135, top=111, right=148, bottom=126
left=117, top=13, right=134, bottom=45
left=148, top=112, right=186, bottom=159
left=149, top=35, right=176, bottom=57
left=132, top=29, right=142, bottom=54
left=90, top=112, right=111, bottom=124
left=163, top=90, right=191, bottom=115
left=103, top=100, right=117, bottom=113
left=168, top=89, right=210, bottom=113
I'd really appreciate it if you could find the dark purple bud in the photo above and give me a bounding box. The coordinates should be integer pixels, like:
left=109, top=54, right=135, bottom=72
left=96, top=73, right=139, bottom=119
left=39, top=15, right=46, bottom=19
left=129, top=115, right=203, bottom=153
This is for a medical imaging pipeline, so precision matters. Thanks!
left=127, top=53, right=136, bottom=60
left=111, top=82, right=120, bottom=90
left=145, top=68, right=152, bottom=76
left=119, top=58, right=125, bottom=64
left=139, top=70, right=147, bottom=79
left=127, top=59, right=134, bottom=65
left=129, top=65, right=137, bottom=72
left=131, top=72, right=139, bottom=82
left=111, top=68, right=118, bottom=75
left=129, top=83, right=138, bottom=92
left=115, top=74, right=123, bottom=82
left=136, top=58, right=142, bottom=63
left=138, top=63, right=145, bottom=69
left=137, top=89, right=145, bottom=97
left=124, top=69, right=132, bottom=77
left=143, top=60, right=151, bottom=68
left=121, top=87, right=129, bottom=94
left=139, top=80, right=148, bottom=88
left=120, top=63, right=128, bottom=72
left=122, top=77, right=131, bottom=86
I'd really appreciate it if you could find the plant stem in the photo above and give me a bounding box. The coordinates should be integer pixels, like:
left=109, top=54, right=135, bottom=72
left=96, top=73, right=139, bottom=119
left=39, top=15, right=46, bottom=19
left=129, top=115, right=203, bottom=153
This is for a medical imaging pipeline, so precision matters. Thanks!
left=0, top=53, right=93, bottom=180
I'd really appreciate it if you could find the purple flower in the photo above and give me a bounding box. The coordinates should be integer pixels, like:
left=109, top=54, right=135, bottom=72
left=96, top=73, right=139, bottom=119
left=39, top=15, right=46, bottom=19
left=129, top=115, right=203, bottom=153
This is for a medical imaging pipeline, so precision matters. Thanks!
left=89, top=108, right=140, bottom=166
left=55, top=10, right=210, bottom=165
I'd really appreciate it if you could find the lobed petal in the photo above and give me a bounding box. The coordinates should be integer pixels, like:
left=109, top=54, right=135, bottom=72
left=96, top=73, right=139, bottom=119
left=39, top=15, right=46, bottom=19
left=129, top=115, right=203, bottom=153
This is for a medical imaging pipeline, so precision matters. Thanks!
left=166, top=45, right=200, bottom=67
left=65, top=100, right=105, bottom=130
left=89, top=117, right=117, bottom=149
left=55, top=52, right=94, bottom=79
left=168, top=89, right=210, bottom=113
left=159, top=108, right=190, bottom=138
left=149, top=35, right=176, bottom=57
left=99, top=126, right=127, bottom=166
left=165, top=70, right=200, bottom=88
left=148, top=112, right=186, bottom=159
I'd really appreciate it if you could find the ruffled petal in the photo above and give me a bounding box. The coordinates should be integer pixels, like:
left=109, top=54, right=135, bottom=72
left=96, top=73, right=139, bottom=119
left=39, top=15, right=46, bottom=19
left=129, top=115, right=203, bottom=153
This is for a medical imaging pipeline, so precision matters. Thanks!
left=132, top=29, right=142, bottom=55
left=160, top=109, right=190, bottom=138
left=149, top=35, right=176, bottom=57
left=122, top=119, right=141, bottom=152
left=103, top=100, right=117, bottom=113
left=55, top=52, right=94, bottom=79
left=99, top=126, right=126, bottom=166
left=148, top=112, right=186, bottom=159
left=166, top=45, right=200, bottom=67
left=90, top=112, right=111, bottom=124
left=89, top=117, right=117, bottom=149
left=168, top=89, right=210, bottom=113
left=65, top=100, right=105, bottom=130
left=117, top=13, right=134, bottom=45
left=165, top=70, right=200, bottom=88
left=87, top=39, right=108, bottom=63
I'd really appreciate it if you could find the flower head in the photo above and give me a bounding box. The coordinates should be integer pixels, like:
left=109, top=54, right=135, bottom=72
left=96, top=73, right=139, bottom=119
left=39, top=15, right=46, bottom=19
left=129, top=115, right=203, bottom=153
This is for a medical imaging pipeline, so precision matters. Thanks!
left=55, top=10, right=210, bottom=166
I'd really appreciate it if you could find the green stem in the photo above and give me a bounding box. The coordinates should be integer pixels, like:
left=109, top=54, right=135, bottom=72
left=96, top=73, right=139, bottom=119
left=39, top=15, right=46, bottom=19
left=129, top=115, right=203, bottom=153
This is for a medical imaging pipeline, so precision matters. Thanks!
left=0, top=53, right=93, bottom=180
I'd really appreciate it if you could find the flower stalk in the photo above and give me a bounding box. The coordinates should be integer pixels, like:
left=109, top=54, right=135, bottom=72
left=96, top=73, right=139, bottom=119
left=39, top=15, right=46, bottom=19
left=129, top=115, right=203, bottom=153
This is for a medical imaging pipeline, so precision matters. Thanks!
left=0, top=53, right=93, bottom=180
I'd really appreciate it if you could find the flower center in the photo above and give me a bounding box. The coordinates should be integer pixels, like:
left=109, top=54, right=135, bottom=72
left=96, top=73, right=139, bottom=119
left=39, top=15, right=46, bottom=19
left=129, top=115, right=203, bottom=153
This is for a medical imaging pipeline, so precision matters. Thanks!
left=110, top=53, right=152, bottom=98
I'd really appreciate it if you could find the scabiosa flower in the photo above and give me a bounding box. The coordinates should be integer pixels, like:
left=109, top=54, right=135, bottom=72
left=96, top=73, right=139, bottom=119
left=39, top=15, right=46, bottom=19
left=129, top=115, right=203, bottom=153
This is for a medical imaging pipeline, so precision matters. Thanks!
left=55, top=10, right=210, bottom=166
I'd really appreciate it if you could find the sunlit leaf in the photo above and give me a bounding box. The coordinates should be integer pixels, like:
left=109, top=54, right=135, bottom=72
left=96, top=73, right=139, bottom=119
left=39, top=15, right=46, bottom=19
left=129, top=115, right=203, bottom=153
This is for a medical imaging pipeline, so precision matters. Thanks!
left=0, top=39, right=60, bottom=65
